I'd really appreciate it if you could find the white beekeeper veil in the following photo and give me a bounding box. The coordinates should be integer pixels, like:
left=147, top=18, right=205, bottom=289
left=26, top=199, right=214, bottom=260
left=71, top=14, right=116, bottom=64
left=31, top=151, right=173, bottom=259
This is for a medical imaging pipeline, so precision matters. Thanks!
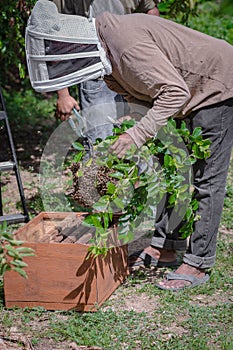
left=25, top=0, right=112, bottom=92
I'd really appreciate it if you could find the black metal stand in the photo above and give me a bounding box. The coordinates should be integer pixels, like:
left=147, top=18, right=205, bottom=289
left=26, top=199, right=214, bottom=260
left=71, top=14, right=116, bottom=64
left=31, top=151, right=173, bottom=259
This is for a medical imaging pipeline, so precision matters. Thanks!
left=0, top=88, right=29, bottom=225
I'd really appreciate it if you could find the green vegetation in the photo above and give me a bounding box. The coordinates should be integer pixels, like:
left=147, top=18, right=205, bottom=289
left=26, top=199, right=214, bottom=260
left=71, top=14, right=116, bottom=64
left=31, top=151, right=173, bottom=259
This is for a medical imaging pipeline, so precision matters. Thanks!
left=159, top=0, right=233, bottom=45
left=159, top=0, right=200, bottom=24
left=0, top=0, right=36, bottom=88
left=188, top=1, right=233, bottom=44
left=219, top=0, right=233, bottom=15
left=0, top=222, right=34, bottom=278
left=221, top=156, right=233, bottom=230
left=2, top=89, right=56, bottom=127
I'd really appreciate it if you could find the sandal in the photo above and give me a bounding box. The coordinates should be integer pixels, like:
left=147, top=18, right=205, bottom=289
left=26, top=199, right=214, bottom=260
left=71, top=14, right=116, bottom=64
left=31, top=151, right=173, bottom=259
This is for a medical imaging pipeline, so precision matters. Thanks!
left=156, top=271, right=210, bottom=291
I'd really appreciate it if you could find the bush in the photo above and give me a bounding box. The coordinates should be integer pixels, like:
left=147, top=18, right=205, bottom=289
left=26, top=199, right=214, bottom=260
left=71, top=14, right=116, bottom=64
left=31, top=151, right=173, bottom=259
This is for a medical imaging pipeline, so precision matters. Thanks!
left=0, top=0, right=36, bottom=88
left=188, top=1, right=233, bottom=44
left=0, top=222, right=34, bottom=278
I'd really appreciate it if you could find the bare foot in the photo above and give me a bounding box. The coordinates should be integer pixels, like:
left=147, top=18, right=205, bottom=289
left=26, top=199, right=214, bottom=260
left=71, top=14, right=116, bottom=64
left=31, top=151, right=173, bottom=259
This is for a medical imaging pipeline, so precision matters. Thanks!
left=129, top=246, right=177, bottom=266
left=157, top=263, right=206, bottom=290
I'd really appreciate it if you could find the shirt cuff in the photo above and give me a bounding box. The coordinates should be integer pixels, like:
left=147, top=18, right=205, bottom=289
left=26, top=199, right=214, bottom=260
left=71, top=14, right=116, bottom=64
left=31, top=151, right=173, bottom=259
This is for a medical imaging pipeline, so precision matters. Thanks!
left=126, top=125, right=152, bottom=148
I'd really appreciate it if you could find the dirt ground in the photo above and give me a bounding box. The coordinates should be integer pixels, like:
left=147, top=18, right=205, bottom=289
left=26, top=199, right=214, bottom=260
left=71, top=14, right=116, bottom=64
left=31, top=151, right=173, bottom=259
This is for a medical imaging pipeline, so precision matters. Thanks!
left=1, top=120, right=233, bottom=350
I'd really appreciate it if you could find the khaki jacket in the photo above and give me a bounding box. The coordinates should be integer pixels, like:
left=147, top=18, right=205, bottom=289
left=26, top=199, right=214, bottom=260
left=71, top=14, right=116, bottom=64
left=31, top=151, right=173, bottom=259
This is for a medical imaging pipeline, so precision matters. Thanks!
left=96, top=13, right=233, bottom=146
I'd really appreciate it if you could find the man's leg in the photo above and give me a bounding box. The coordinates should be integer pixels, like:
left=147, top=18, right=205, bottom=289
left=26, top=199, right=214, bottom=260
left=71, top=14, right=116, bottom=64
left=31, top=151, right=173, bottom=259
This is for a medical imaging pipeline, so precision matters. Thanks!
left=158, top=99, right=233, bottom=289
left=79, top=78, right=125, bottom=143
left=129, top=202, right=187, bottom=268
left=129, top=129, right=190, bottom=267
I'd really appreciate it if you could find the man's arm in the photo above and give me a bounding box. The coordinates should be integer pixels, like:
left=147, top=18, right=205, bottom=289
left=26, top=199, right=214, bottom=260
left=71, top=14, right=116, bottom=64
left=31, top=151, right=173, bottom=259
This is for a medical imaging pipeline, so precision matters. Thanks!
left=121, top=44, right=191, bottom=147
left=56, top=88, right=79, bottom=121
left=140, top=0, right=160, bottom=15
left=146, top=5, right=160, bottom=16
left=51, top=0, right=82, bottom=120
left=109, top=42, right=191, bottom=158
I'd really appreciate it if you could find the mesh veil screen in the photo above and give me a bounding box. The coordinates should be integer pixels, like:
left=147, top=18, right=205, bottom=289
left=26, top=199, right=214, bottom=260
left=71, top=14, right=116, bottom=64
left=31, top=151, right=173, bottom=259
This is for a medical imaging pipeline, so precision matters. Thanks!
left=45, top=41, right=101, bottom=79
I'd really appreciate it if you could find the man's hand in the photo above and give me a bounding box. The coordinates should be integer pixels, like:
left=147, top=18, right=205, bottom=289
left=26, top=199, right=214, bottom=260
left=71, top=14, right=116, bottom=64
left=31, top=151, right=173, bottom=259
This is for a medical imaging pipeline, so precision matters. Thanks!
left=57, top=88, right=79, bottom=121
left=147, top=6, right=160, bottom=17
left=117, top=115, right=132, bottom=123
left=109, top=133, right=137, bottom=158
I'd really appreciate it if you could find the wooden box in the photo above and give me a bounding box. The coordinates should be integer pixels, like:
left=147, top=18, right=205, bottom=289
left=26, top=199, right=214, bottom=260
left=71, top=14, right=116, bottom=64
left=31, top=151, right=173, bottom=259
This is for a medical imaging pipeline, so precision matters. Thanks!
left=4, top=212, right=128, bottom=312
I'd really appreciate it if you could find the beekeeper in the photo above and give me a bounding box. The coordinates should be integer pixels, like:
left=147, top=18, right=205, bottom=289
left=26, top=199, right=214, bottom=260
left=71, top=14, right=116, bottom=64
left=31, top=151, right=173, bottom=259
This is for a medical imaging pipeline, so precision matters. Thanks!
left=26, top=0, right=233, bottom=291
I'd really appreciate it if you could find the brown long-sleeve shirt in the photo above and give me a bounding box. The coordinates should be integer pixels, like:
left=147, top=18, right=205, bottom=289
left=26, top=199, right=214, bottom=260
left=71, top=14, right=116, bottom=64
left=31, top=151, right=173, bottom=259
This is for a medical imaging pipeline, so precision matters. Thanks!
left=96, top=12, right=233, bottom=146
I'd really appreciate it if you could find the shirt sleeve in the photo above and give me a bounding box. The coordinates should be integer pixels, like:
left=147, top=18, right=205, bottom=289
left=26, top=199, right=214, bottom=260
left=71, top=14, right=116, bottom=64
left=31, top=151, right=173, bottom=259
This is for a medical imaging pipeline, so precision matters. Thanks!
left=104, top=74, right=143, bottom=103
left=119, top=43, right=191, bottom=147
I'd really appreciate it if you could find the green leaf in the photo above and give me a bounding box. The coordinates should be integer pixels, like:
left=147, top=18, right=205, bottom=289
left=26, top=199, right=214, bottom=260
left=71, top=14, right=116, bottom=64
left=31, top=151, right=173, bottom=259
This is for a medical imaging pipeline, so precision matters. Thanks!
left=179, top=184, right=189, bottom=193
left=83, top=215, right=102, bottom=228
left=72, top=142, right=85, bottom=151
left=109, top=172, right=124, bottom=179
left=93, top=197, right=110, bottom=212
left=0, top=264, right=11, bottom=276
left=85, top=158, right=93, bottom=167
left=168, top=193, right=177, bottom=205
left=16, top=247, right=34, bottom=254
left=73, top=151, right=83, bottom=163
left=103, top=213, right=109, bottom=229
left=192, top=127, right=203, bottom=138
left=192, top=199, right=199, bottom=211
left=164, top=154, right=172, bottom=167
left=112, top=164, right=130, bottom=172
left=185, top=207, right=193, bottom=221
left=4, top=245, right=19, bottom=257
left=168, top=144, right=180, bottom=154
left=106, top=182, right=116, bottom=195
left=112, top=127, right=121, bottom=134
left=11, top=259, right=28, bottom=267
left=113, top=197, right=125, bottom=210
left=12, top=267, right=28, bottom=279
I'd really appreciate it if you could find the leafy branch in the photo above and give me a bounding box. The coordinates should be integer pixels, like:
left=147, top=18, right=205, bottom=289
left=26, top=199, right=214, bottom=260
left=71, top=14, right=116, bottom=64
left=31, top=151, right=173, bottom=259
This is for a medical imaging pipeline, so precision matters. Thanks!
left=0, top=222, right=34, bottom=278
left=69, top=118, right=211, bottom=256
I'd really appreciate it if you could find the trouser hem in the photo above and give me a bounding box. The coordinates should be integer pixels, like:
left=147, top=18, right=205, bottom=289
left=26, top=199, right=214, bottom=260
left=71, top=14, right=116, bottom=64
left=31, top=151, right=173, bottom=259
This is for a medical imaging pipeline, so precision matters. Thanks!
left=151, top=238, right=187, bottom=251
left=183, top=253, right=216, bottom=269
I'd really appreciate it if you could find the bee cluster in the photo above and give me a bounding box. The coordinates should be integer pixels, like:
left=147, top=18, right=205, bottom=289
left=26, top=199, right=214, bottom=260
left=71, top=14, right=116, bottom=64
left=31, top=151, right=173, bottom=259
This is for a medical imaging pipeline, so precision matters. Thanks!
left=69, top=160, right=118, bottom=208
